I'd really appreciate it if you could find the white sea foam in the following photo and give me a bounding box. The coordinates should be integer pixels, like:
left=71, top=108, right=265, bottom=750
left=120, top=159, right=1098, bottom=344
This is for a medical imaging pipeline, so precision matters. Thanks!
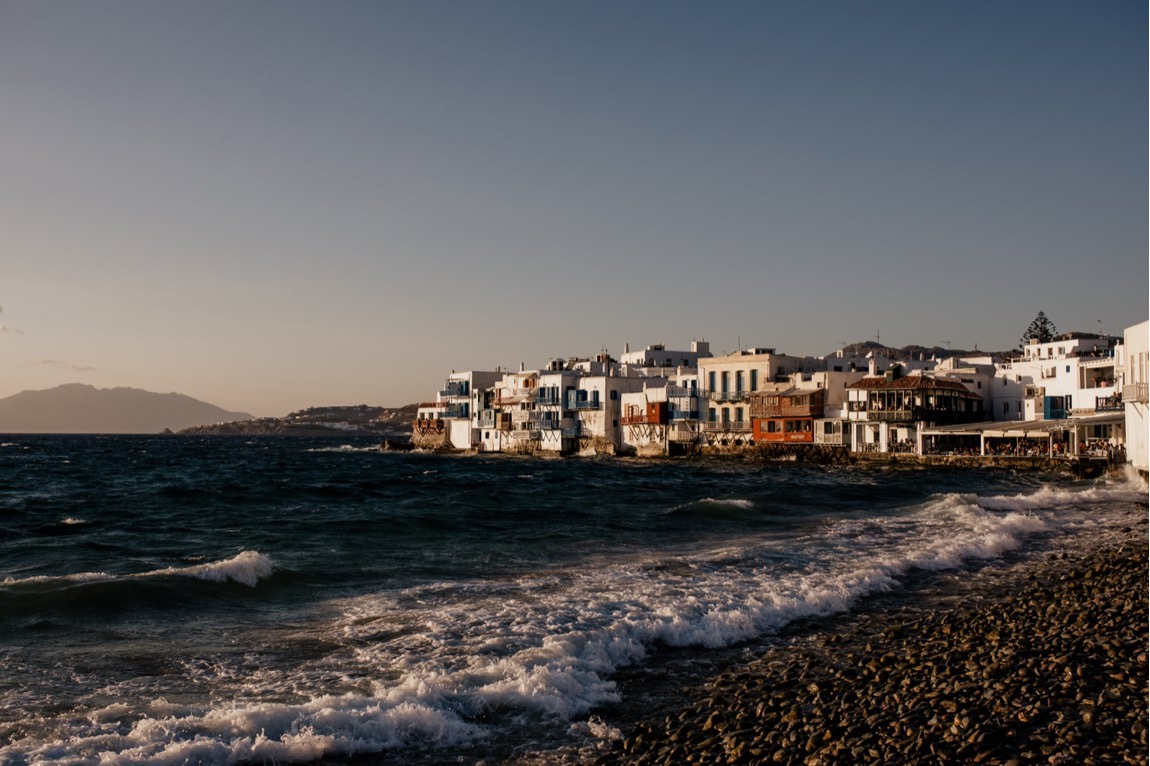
left=307, top=444, right=376, bottom=453
left=3, top=480, right=1137, bottom=765
left=0, top=551, right=275, bottom=590
left=697, top=497, right=755, bottom=509
left=153, top=550, right=275, bottom=587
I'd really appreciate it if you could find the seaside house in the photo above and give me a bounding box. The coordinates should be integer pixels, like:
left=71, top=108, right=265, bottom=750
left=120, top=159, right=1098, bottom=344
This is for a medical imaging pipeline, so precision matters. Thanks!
left=697, top=347, right=820, bottom=449
left=997, top=334, right=1119, bottom=421
left=750, top=387, right=825, bottom=444
left=619, top=382, right=670, bottom=457
left=432, top=370, right=503, bottom=450
left=1122, top=320, right=1148, bottom=476
left=987, top=334, right=1125, bottom=453
left=412, top=401, right=449, bottom=449
left=478, top=367, right=538, bottom=454
left=565, top=356, right=649, bottom=454
left=847, top=364, right=985, bottom=453
left=532, top=361, right=585, bottom=454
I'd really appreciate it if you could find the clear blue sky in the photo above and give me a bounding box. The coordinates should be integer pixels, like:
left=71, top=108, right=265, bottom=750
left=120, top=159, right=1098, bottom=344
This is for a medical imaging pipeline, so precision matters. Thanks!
left=2, top=1, right=1146, bottom=415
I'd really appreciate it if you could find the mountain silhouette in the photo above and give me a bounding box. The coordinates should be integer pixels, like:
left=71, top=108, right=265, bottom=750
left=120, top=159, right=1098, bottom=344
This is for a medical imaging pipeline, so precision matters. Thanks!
left=0, top=384, right=253, bottom=434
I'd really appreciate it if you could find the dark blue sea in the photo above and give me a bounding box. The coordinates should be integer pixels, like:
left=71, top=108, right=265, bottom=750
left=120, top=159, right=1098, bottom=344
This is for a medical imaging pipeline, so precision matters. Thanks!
left=1, top=435, right=1145, bottom=765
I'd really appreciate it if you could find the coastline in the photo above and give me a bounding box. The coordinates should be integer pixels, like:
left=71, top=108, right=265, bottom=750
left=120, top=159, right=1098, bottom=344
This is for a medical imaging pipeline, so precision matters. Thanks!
left=591, top=499, right=1148, bottom=766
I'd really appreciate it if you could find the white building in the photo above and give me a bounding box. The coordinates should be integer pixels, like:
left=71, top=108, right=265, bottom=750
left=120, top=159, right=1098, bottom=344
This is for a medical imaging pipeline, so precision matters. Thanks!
left=619, top=340, right=712, bottom=370
left=1122, top=320, right=1149, bottom=476
left=567, top=369, right=648, bottom=454
left=619, top=381, right=676, bottom=456
left=533, top=364, right=585, bottom=454
left=981, top=334, right=1126, bottom=455
left=435, top=370, right=503, bottom=450
left=478, top=368, right=538, bottom=454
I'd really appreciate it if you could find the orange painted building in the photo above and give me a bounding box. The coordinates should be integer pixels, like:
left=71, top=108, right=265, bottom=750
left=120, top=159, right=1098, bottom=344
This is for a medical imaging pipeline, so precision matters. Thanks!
left=751, top=388, right=826, bottom=443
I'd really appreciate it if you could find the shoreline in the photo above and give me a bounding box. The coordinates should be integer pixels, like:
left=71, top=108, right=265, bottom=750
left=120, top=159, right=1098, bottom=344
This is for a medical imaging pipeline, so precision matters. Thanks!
left=591, top=503, right=1148, bottom=765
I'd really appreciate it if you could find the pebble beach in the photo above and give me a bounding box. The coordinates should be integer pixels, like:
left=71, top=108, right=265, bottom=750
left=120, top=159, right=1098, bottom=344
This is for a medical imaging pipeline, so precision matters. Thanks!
left=594, top=497, right=1148, bottom=766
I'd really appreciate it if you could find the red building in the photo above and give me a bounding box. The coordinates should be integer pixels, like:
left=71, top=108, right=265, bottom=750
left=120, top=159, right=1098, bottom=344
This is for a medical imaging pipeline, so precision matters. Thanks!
left=751, top=388, right=826, bottom=443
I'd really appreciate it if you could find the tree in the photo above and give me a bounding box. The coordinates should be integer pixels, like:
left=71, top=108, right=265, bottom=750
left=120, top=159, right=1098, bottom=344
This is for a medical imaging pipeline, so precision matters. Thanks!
left=1020, top=311, right=1058, bottom=348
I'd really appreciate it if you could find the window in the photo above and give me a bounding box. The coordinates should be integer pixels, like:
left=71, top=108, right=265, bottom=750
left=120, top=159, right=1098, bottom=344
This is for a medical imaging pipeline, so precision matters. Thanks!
left=708, top=407, right=716, bottom=422
left=1002, top=402, right=1009, bottom=415
left=721, top=371, right=730, bottom=394
left=610, top=390, right=618, bottom=400
left=709, top=372, right=716, bottom=393
left=735, top=371, right=744, bottom=393
left=735, top=407, right=744, bottom=423
left=750, top=369, right=759, bottom=390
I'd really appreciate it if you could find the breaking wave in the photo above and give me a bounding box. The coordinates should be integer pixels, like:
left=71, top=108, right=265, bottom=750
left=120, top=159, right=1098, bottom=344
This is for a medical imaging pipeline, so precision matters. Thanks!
left=0, top=495, right=1066, bottom=765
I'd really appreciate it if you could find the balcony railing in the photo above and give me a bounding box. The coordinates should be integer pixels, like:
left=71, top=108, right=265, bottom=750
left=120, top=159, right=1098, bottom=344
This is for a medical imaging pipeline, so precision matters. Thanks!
left=701, top=389, right=750, bottom=403
left=439, top=381, right=469, bottom=397
left=567, top=399, right=602, bottom=410
left=753, top=404, right=821, bottom=419
left=666, top=386, right=698, bottom=398
left=703, top=420, right=752, bottom=432
left=1129, top=382, right=1149, bottom=404
left=620, top=414, right=665, bottom=426
left=536, top=393, right=562, bottom=406
left=1095, top=394, right=1123, bottom=412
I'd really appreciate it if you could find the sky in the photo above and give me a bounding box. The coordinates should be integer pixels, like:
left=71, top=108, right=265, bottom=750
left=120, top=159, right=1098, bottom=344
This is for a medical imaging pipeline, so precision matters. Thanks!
left=1, top=1, right=1146, bottom=416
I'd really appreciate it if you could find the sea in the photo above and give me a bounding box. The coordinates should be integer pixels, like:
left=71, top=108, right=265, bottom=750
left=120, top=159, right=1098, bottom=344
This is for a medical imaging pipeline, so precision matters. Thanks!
left=0, top=435, right=1146, bottom=766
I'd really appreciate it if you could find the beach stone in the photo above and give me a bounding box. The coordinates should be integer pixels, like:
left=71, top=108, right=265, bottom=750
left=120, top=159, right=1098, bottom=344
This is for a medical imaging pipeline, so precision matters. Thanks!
left=594, top=523, right=1148, bottom=766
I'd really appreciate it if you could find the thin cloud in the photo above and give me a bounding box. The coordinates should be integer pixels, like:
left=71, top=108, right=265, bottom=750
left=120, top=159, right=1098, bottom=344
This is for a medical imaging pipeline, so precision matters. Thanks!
left=34, top=358, right=98, bottom=373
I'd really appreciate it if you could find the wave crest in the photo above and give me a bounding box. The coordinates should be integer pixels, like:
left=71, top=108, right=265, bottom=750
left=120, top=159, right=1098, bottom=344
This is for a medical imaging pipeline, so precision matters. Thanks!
left=1, top=551, right=275, bottom=591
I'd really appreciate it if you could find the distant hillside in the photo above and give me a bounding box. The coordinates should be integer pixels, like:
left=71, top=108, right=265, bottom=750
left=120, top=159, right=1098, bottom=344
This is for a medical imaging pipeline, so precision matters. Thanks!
left=180, top=404, right=417, bottom=437
left=0, top=384, right=253, bottom=434
left=833, top=341, right=1003, bottom=361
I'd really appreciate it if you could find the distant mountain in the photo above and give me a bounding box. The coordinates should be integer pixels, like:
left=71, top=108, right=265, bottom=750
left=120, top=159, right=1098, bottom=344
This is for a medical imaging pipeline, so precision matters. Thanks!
left=833, top=341, right=1004, bottom=361
left=0, top=384, right=253, bottom=434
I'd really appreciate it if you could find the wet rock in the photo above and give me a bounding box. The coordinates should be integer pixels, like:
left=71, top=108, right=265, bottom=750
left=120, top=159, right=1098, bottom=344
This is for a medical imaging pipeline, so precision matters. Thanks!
left=595, top=528, right=1148, bottom=766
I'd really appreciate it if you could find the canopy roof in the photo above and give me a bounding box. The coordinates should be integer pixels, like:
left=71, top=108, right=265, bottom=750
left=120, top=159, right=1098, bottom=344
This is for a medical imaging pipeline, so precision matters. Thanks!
left=920, top=412, right=1125, bottom=439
